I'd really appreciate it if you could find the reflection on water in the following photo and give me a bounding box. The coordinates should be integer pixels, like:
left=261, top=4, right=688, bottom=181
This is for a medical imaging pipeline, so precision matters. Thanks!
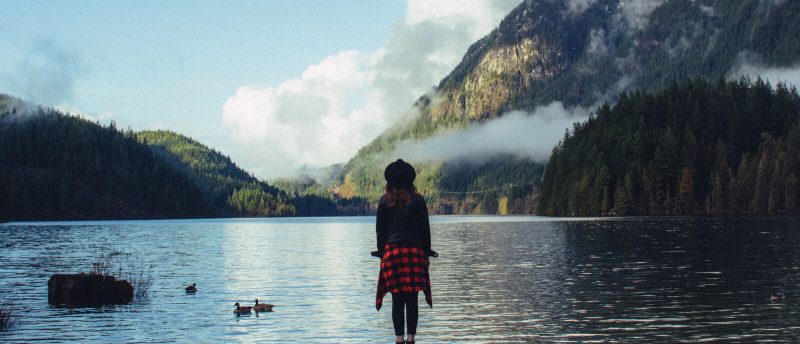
left=1, top=217, right=799, bottom=342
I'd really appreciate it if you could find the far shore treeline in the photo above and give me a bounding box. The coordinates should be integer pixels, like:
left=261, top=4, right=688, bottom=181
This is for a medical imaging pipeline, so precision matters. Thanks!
left=3, top=0, right=800, bottom=221
left=2, top=77, right=800, bottom=220
left=0, top=94, right=369, bottom=221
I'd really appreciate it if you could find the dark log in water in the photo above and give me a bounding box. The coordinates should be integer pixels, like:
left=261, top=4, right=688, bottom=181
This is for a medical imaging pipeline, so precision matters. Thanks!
left=47, top=274, right=133, bottom=307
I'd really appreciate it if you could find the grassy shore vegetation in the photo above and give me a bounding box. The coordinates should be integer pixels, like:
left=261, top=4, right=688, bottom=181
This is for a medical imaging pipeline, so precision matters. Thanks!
left=538, top=78, right=800, bottom=216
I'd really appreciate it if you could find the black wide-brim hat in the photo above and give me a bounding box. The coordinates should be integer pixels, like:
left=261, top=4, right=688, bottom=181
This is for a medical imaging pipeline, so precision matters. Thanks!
left=384, top=159, right=416, bottom=185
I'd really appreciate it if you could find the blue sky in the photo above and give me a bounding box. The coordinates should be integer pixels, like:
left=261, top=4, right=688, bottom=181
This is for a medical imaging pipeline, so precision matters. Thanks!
left=3, top=1, right=798, bottom=179
left=1, top=1, right=403, bottom=140
left=0, top=0, right=521, bottom=178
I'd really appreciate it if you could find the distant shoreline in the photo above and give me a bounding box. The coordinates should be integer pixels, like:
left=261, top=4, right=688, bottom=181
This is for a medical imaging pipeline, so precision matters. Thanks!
left=4, top=214, right=795, bottom=226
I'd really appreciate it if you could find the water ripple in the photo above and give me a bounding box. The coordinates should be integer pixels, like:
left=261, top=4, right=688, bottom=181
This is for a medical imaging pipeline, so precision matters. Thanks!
left=0, top=217, right=799, bottom=342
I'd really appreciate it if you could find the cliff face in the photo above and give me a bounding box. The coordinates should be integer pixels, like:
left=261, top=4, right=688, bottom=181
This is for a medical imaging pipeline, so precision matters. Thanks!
left=343, top=0, right=800, bottom=214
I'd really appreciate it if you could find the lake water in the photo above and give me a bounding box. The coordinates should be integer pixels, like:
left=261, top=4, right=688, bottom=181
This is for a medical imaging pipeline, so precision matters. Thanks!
left=1, top=216, right=799, bottom=343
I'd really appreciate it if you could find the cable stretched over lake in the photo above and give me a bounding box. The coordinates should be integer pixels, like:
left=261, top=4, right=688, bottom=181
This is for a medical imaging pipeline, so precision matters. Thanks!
left=436, top=183, right=534, bottom=195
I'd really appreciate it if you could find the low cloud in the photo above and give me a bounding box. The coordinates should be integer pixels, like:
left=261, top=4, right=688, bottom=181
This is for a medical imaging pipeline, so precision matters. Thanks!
left=620, top=0, right=665, bottom=31
left=1, top=100, right=115, bottom=126
left=394, top=102, right=590, bottom=163
left=223, top=51, right=377, bottom=177
left=0, top=98, right=41, bottom=124
left=55, top=103, right=115, bottom=124
left=587, top=28, right=608, bottom=55
left=729, top=60, right=800, bottom=88
left=222, top=0, right=520, bottom=178
left=1, top=40, right=86, bottom=107
left=565, top=0, right=599, bottom=15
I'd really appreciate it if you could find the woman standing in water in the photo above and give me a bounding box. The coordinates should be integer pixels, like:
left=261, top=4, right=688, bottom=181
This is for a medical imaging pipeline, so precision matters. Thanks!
left=375, top=159, right=433, bottom=344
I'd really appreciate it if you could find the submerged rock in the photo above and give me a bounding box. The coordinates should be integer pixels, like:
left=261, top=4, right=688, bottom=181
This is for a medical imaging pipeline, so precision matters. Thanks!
left=48, top=274, right=133, bottom=307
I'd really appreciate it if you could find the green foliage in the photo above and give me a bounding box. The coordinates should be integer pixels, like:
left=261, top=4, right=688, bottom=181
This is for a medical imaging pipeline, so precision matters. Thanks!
left=538, top=78, right=800, bottom=216
left=430, top=158, right=544, bottom=214
left=0, top=95, right=362, bottom=219
left=272, top=175, right=330, bottom=198
left=137, top=130, right=370, bottom=217
left=271, top=175, right=370, bottom=216
left=342, top=0, right=800, bottom=214
left=227, top=187, right=295, bottom=217
left=0, top=98, right=214, bottom=220
left=136, top=130, right=296, bottom=217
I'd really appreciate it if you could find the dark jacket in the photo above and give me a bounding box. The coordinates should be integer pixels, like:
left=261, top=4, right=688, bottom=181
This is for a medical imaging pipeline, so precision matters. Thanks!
left=376, top=194, right=431, bottom=253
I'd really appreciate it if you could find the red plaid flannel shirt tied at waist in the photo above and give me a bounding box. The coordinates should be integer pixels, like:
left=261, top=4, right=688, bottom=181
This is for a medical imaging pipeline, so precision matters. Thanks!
left=375, top=243, right=432, bottom=310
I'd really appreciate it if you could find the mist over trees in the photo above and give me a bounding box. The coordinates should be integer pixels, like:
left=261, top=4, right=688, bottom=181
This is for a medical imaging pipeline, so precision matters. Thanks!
left=538, top=78, right=800, bottom=216
left=5, top=1, right=800, bottom=218
left=341, top=0, right=800, bottom=215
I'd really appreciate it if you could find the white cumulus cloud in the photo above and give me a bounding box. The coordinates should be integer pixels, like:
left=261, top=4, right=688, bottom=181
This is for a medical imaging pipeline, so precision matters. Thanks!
left=222, top=51, right=377, bottom=176
left=222, top=0, right=521, bottom=179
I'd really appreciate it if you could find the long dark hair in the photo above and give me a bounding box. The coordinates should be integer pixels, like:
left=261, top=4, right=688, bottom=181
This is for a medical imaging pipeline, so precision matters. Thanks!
left=381, top=182, right=419, bottom=208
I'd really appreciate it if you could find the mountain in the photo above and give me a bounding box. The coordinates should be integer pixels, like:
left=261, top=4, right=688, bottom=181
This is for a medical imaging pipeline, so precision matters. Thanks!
left=270, top=174, right=370, bottom=216
left=341, top=0, right=800, bottom=214
left=0, top=94, right=365, bottom=220
left=0, top=95, right=214, bottom=221
left=538, top=77, right=800, bottom=216
left=136, top=130, right=298, bottom=217
left=136, top=131, right=364, bottom=216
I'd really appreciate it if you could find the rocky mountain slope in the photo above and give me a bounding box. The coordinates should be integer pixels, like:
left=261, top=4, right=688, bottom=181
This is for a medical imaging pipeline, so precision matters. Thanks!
left=342, top=0, right=800, bottom=214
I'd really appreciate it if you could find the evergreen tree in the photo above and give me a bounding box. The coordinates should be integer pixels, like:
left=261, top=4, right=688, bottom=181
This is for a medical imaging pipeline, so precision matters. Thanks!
left=538, top=78, right=800, bottom=216
left=676, top=165, right=695, bottom=215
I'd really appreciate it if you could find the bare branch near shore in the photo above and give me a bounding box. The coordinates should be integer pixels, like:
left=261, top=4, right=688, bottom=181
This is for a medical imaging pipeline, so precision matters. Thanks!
left=90, top=241, right=154, bottom=300
left=0, top=304, right=11, bottom=331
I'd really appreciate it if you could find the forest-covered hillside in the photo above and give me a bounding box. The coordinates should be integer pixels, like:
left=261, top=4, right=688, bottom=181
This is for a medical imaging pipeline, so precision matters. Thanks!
left=342, top=0, right=800, bottom=214
left=4, top=1, right=800, bottom=218
left=137, top=130, right=297, bottom=217
left=538, top=78, right=800, bottom=216
left=137, top=131, right=367, bottom=216
left=0, top=96, right=214, bottom=220
left=270, top=175, right=370, bottom=216
left=0, top=93, right=366, bottom=221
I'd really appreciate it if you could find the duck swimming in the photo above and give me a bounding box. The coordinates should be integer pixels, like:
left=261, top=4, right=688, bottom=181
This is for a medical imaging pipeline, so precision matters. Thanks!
left=771, top=289, right=786, bottom=301
left=185, top=283, right=197, bottom=293
left=234, top=302, right=253, bottom=313
left=254, top=299, right=274, bottom=312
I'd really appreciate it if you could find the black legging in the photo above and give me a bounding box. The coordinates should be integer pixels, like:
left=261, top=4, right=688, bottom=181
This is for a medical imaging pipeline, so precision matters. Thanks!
left=391, top=291, right=419, bottom=336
